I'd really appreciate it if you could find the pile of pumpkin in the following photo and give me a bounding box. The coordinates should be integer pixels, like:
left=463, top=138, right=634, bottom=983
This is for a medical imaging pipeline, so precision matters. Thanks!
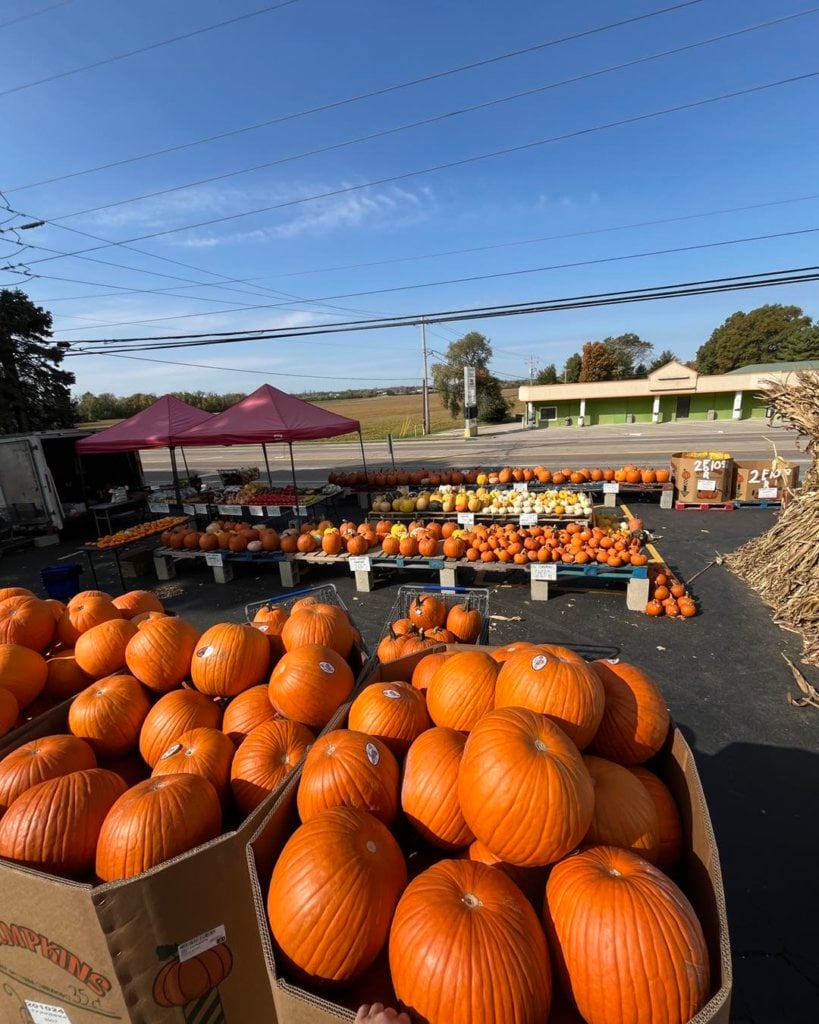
left=376, top=592, right=483, bottom=662
left=161, top=518, right=284, bottom=554
left=456, top=519, right=647, bottom=566
left=92, top=515, right=189, bottom=549
left=330, top=464, right=671, bottom=488
left=0, top=585, right=366, bottom=885
left=646, top=569, right=698, bottom=618
left=263, top=644, right=710, bottom=1024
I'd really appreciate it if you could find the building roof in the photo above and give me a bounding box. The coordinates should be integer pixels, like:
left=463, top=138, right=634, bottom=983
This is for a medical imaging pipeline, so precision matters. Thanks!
left=727, top=360, right=819, bottom=374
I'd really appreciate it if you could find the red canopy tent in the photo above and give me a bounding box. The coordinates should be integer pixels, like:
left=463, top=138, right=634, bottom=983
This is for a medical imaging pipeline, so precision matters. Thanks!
left=177, top=384, right=367, bottom=503
left=75, top=395, right=213, bottom=501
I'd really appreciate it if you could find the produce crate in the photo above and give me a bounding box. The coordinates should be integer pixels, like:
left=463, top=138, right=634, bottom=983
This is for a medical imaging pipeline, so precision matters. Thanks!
left=246, top=583, right=371, bottom=659
left=377, top=584, right=490, bottom=646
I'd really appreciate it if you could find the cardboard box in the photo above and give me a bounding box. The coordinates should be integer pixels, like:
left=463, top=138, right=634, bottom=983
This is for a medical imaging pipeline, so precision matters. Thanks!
left=671, top=451, right=734, bottom=504
left=732, top=459, right=799, bottom=501
left=247, top=701, right=732, bottom=1023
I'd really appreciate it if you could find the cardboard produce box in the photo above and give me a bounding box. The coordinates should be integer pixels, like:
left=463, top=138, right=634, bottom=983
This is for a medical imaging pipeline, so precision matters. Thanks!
left=671, top=451, right=734, bottom=504
left=246, top=663, right=732, bottom=1024
left=733, top=459, right=799, bottom=501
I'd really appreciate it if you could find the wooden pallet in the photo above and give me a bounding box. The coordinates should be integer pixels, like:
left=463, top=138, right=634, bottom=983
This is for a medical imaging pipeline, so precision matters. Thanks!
left=732, top=499, right=782, bottom=509
left=674, top=501, right=735, bottom=511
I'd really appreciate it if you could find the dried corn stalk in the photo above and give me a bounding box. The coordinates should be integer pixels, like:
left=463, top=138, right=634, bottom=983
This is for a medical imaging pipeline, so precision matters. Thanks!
left=727, top=371, right=819, bottom=666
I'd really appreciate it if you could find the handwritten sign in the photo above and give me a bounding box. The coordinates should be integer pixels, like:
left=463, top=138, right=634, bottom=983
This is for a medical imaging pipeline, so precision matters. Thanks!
left=148, top=501, right=169, bottom=514
left=194, top=503, right=209, bottom=515
left=696, top=479, right=717, bottom=493
left=297, top=505, right=309, bottom=517
left=513, top=482, right=528, bottom=493
left=519, top=513, right=538, bottom=526
left=205, top=552, right=224, bottom=567
left=249, top=505, right=265, bottom=517
left=531, top=562, right=557, bottom=581
left=217, top=504, right=242, bottom=516
left=603, top=482, right=620, bottom=494
left=457, top=512, right=475, bottom=527
left=349, top=556, right=372, bottom=572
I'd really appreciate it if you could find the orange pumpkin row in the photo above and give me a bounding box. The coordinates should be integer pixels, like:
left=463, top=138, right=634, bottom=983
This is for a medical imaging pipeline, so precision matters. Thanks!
left=329, top=464, right=672, bottom=488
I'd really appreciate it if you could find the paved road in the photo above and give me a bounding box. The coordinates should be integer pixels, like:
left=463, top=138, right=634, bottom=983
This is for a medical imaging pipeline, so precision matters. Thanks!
left=139, top=418, right=805, bottom=484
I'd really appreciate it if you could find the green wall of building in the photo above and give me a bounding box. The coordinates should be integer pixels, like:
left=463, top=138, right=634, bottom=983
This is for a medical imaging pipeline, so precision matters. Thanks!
left=535, top=389, right=766, bottom=427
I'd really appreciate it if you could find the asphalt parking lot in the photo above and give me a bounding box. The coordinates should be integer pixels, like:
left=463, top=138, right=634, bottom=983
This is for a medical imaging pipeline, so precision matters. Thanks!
left=1, top=502, right=816, bottom=1023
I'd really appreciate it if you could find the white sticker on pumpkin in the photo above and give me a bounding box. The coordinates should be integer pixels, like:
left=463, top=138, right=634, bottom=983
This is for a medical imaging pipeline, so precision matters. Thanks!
left=25, top=1004, right=72, bottom=1024
left=159, top=743, right=182, bottom=760
left=383, top=689, right=402, bottom=699
left=365, top=742, right=380, bottom=765
left=531, top=654, right=549, bottom=670
left=196, top=645, right=213, bottom=659
left=319, top=661, right=335, bottom=674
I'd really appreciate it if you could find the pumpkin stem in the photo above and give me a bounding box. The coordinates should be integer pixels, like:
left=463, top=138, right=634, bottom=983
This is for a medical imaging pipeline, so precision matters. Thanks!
left=156, top=944, right=179, bottom=961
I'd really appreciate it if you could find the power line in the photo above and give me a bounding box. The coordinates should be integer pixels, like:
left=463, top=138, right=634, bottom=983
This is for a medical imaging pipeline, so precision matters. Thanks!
left=45, top=7, right=817, bottom=225
left=22, top=68, right=819, bottom=261
left=5, top=0, right=707, bottom=193
left=48, top=222, right=819, bottom=334
left=0, top=1, right=75, bottom=30
left=0, top=0, right=305, bottom=101
left=62, top=263, right=819, bottom=351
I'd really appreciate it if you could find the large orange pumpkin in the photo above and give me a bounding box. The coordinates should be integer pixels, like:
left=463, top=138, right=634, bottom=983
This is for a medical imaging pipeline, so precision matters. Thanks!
left=151, top=727, right=235, bottom=805
left=268, top=644, right=354, bottom=728
left=401, top=727, right=473, bottom=850
left=280, top=603, right=354, bottom=658
left=68, top=674, right=151, bottom=757
left=0, top=768, right=126, bottom=878
left=0, top=734, right=96, bottom=815
left=0, top=687, right=17, bottom=738
left=230, top=718, right=314, bottom=816
left=629, top=766, right=683, bottom=873
left=139, top=688, right=222, bottom=767
left=0, top=587, right=33, bottom=603
left=389, top=859, right=552, bottom=1024
left=583, top=755, right=659, bottom=862
left=0, top=643, right=47, bottom=708
left=494, top=649, right=605, bottom=750
left=96, top=773, right=222, bottom=881
left=190, top=623, right=270, bottom=697
left=347, top=682, right=430, bottom=758
left=426, top=650, right=498, bottom=731
left=125, top=617, right=201, bottom=692
left=411, top=651, right=450, bottom=694
left=56, top=593, right=119, bottom=646
left=445, top=602, right=482, bottom=643
left=222, top=684, right=280, bottom=745
left=545, top=846, right=710, bottom=1024
left=297, top=730, right=400, bottom=826
left=267, top=806, right=406, bottom=986
left=43, top=649, right=93, bottom=700
left=0, top=597, right=55, bottom=652
left=590, top=660, right=670, bottom=765
left=112, top=590, right=164, bottom=620
left=459, top=708, right=593, bottom=867
left=74, top=618, right=139, bottom=679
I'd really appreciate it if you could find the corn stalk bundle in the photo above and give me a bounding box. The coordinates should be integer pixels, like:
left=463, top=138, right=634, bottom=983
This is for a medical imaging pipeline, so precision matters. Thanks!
left=727, top=371, right=819, bottom=666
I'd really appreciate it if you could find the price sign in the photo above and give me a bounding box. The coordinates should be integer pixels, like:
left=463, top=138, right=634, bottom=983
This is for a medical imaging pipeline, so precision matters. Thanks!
left=513, top=482, right=528, bottom=493
left=217, top=504, right=242, bottom=515
left=696, top=479, right=717, bottom=493
left=531, top=562, right=557, bottom=581
left=205, top=552, right=224, bottom=567
left=194, top=504, right=209, bottom=515
left=519, top=512, right=538, bottom=526
left=182, top=504, right=195, bottom=515
left=603, top=482, right=620, bottom=494
left=297, top=505, right=309, bottom=517
left=457, top=512, right=475, bottom=527
left=267, top=505, right=281, bottom=517
left=758, top=486, right=778, bottom=499
left=249, top=505, right=266, bottom=517
left=349, top=555, right=372, bottom=572
left=148, top=501, right=170, bottom=514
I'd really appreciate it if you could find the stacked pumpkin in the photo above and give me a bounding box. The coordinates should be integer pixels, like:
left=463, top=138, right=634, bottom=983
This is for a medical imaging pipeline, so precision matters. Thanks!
left=646, top=569, right=698, bottom=618
left=163, top=519, right=284, bottom=555
left=459, top=520, right=646, bottom=566
left=331, top=465, right=672, bottom=488
left=265, top=646, right=710, bottom=1024
left=0, top=590, right=363, bottom=887
left=377, top=593, right=483, bottom=663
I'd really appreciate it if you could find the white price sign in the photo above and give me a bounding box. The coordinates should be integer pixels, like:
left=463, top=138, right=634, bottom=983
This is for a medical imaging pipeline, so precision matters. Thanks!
left=457, top=512, right=475, bottom=527
left=194, top=503, right=209, bottom=515
left=531, top=562, right=557, bottom=581
left=178, top=924, right=227, bottom=963
left=205, top=552, right=224, bottom=567
left=513, top=482, right=528, bottom=492
left=25, top=1003, right=73, bottom=1024
left=297, top=505, right=309, bottom=517
left=696, top=479, right=717, bottom=493
left=182, top=504, right=195, bottom=515
left=519, top=513, right=538, bottom=526
left=603, top=482, right=620, bottom=494
left=267, top=505, right=281, bottom=517
left=148, top=501, right=169, bottom=514
left=217, top=504, right=242, bottom=515
left=349, top=555, right=372, bottom=572
left=758, top=486, right=778, bottom=499
left=249, top=505, right=266, bottom=517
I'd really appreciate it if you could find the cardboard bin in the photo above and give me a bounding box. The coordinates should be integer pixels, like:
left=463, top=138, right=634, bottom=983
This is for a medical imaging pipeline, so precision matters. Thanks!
left=671, top=451, right=734, bottom=504
left=247, top=653, right=732, bottom=1024
left=732, top=459, right=799, bottom=501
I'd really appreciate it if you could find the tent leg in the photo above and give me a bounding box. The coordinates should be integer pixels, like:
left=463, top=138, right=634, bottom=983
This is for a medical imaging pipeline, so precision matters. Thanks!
left=288, top=442, right=301, bottom=522
left=180, top=447, right=191, bottom=481
left=169, top=447, right=181, bottom=506
left=262, top=443, right=273, bottom=485
left=358, top=430, right=370, bottom=485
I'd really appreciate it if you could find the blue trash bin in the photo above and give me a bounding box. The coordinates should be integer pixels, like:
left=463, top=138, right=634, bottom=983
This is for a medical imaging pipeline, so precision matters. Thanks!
left=40, top=563, right=83, bottom=601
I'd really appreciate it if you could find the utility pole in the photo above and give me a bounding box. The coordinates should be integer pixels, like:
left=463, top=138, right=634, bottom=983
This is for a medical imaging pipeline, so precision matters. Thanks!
left=420, top=320, right=430, bottom=435
left=526, top=355, right=538, bottom=381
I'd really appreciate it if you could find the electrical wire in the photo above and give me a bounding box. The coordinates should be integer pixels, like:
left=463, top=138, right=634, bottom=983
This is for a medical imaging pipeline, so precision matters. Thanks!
left=0, top=0, right=305, bottom=101
left=5, top=0, right=707, bottom=193
left=44, top=7, right=818, bottom=225
left=22, top=68, right=819, bottom=261
left=0, top=1, right=75, bottom=30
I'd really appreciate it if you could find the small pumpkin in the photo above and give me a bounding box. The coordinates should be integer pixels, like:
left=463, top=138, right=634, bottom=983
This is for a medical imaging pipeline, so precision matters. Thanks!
left=139, top=687, right=223, bottom=767
left=68, top=674, right=151, bottom=757
left=401, top=727, right=473, bottom=850
left=348, top=682, right=431, bottom=758
left=445, top=601, right=482, bottom=643
left=281, top=603, right=354, bottom=658
left=268, top=644, right=354, bottom=728
left=408, top=593, right=447, bottom=630
left=230, top=718, right=315, bottom=816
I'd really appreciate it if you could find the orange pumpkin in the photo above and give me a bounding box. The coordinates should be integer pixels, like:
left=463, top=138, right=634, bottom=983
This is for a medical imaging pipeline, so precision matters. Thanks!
left=68, top=674, right=151, bottom=757
left=0, top=734, right=97, bottom=815
left=380, top=536, right=400, bottom=556
left=133, top=610, right=168, bottom=628
left=0, top=643, right=48, bottom=708
left=321, top=531, right=343, bottom=555
left=401, top=727, right=473, bottom=849
left=222, top=684, right=280, bottom=745
left=297, top=730, right=400, bottom=826
left=280, top=603, right=354, bottom=659
left=268, top=644, right=354, bottom=728
left=267, top=807, right=406, bottom=986
left=296, top=532, right=317, bottom=553
left=348, top=682, right=431, bottom=758
left=57, top=593, right=119, bottom=646
left=0, top=587, right=33, bottom=603
left=191, top=623, right=270, bottom=697
left=230, top=718, right=314, bottom=815
left=629, top=766, right=683, bottom=873
left=74, top=618, right=139, bottom=678
left=125, top=616, right=201, bottom=692
left=112, top=590, right=164, bottom=619
left=582, top=754, right=660, bottom=862
left=0, top=597, right=56, bottom=652
left=458, top=707, right=594, bottom=866
left=545, top=846, right=709, bottom=1024
left=589, top=660, right=670, bottom=765
left=139, top=688, right=223, bottom=768
left=445, top=601, right=482, bottom=643
left=151, top=727, right=236, bottom=805
left=411, top=651, right=450, bottom=694
left=43, top=649, right=93, bottom=700
left=426, top=650, right=498, bottom=731
left=95, top=774, right=222, bottom=882
left=408, top=593, right=447, bottom=630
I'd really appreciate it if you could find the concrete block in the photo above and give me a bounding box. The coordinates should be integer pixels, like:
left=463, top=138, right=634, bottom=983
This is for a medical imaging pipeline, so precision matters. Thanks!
left=153, top=553, right=176, bottom=581
left=354, top=569, right=374, bottom=593
left=530, top=577, right=551, bottom=602
left=627, top=575, right=651, bottom=612
left=212, top=563, right=234, bottom=584
left=279, top=559, right=300, bottom=588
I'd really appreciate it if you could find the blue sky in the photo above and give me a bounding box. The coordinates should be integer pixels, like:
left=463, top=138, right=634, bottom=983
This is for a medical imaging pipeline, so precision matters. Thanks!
left=1, top=0, right=819, bottom=396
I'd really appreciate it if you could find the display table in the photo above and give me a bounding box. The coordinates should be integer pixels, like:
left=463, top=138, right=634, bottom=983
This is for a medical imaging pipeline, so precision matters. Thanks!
left=88, top=494, right=147, bottom=536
